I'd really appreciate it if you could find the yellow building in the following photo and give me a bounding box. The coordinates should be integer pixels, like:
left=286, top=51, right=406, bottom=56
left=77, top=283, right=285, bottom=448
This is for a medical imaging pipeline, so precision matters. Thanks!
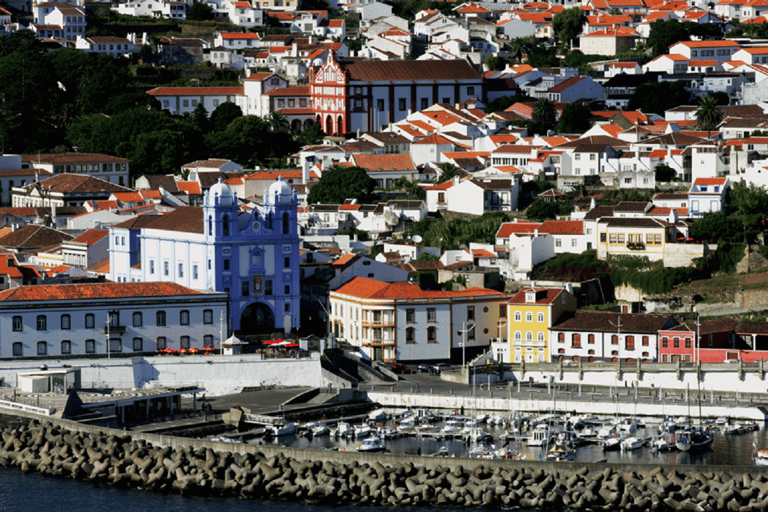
left=507, top=286, right=577, bottom=362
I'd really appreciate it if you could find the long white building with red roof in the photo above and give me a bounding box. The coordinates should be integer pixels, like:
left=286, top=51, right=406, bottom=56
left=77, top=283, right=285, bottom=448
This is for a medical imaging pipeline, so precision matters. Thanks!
left=329, top=276, right=507, bottom=363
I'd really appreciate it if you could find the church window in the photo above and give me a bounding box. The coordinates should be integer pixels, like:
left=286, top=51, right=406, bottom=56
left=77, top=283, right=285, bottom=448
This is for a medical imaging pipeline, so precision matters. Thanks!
left=208, top=215, right=212, bottom=234
left=283, top=213, right=290, bottom=234
left=222, top=215, right=230, bottom=236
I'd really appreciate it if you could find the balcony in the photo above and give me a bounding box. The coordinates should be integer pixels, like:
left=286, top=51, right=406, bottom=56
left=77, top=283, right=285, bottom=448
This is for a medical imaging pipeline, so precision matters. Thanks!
left=626, top=242, right=645, bottom=251
left=362, top=319, right=395, bottom=327
left=102, top=325, right=126, bottom=334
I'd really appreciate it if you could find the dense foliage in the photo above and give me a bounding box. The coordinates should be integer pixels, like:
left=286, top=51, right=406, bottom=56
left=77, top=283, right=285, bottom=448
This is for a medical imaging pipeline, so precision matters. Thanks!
left=0, top=30, right=321, bottom=177
left=627, top=81, right=691, bottom=115
left=410, top=212, right=515, bottom=251
left=556, top=102, right=592, bottom=133
left=552, top=7, right=586, bottom=47
left=307, top=165, right=376, bottom=204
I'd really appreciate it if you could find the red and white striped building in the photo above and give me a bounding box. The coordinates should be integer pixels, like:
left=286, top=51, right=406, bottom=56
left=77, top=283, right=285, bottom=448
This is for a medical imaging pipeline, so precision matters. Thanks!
left=309, top=52, right=484, bottom=136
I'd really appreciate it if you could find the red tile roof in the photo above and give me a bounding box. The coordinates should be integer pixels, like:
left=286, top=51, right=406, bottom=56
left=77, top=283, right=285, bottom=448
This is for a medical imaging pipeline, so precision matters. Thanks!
left=352, top=153, right=416, bottom=171
left=334, top=276, right=505, bottom=300
left=694, top=177, right=727, bottom=186
left=508, top=287, right=565, bottom=305
left=71, top=229, right=109, bottom=246
left=0, top=282, right=205, bottom=302
left=339, top=59, right=481, bottom=82
left=147, top=86, right=244, bottom=96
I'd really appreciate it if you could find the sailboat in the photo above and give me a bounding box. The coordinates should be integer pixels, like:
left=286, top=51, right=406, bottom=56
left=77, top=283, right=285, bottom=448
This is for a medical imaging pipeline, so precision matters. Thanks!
left=675, top=379, right=713, bottom=453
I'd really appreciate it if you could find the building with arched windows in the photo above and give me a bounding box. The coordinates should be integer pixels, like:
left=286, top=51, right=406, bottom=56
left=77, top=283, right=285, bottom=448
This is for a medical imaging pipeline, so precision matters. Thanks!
left=309, top=52, right=484, bottom=136
left=109, top=177, right=300, bottom=335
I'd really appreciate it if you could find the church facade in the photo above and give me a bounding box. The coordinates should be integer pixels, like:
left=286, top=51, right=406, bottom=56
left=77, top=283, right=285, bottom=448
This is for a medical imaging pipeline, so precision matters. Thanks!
left=109, top=178, right=301, bottom=334
left=309, top=53, right=484, bottom=136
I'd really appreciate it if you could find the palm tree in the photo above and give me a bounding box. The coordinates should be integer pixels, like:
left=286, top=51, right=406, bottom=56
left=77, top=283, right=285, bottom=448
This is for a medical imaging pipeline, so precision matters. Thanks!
left=695, top=95, right=723, bottom=139
left=531, top=98, right=557, bottom=135
left=510, top=36, right=534, bottom=63
left=267, top=111, right=290, bottom=133
left=436, top=163, right=460, bottom=184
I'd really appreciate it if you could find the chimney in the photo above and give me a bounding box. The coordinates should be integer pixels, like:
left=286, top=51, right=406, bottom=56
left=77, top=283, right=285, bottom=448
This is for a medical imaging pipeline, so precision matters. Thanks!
left=51, top=202, right=56, bottom=226
left=302, top=159, right=310, bottom=184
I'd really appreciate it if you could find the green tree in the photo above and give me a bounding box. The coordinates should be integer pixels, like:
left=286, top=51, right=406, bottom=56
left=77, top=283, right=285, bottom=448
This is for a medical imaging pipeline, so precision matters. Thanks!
left=526, top=44, right=560, bottom=68
left=484, top=55, right=508, bottom=71
left=190, top=103, right=210, bottom=133
left=294, top=122, right=324, bottom=145
left=484, top=94, right=532, bottom=114
left=0, top=40, right=63, bottom=152
left=729, top=180, right=768, bottom=217
left=654, top=164, right=676, bottom=182
left=209, top=102, right=243, bottom=132
left=627, top=81, right=690, bottom=115
left=552, top=7, right=586, bottom=48
left=393, top=176, right=426, bottom=200
left=695, top=95, right=723, bottom=139
left=648, top=19, right=690, bottom=57
left=267, top=111, right=290, bottom=133
left=530, top=97, right=557, bottom=135
left=307, top=165, right=376, bottom=204
left=416, top=252, right=439, bottom=262
left=690, top=211, right=744, bottom=243
left=526, top=200, right=559, bottom=220
left=187, top=1, right=215, bottom=20
left=510, top=36, right=534, bottom=63
left=436, top=162, right=460, bottom=184
left=556, top=102, right=592, bottom=133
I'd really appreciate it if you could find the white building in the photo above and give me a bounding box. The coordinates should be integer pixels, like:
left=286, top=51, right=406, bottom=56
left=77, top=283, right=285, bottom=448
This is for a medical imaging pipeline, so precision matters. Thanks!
left=109, top=178, right=301, bottom=334
left=20, top=152, right=131, bottom=187
left=0, top=282, right=228, bottom=358
left=689, top=177, right=729, bottom=218
left=329, top=276, right=507, bottom=363
left=75, top=36, right=141, bottom=57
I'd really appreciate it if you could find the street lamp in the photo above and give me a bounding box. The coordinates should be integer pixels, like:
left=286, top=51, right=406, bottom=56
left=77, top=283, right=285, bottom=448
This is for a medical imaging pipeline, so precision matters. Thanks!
left=317, top=299, right=333, bottom=349
left=105, top=316, right=111, bottom=360
left=458, top=321, right=475, bottom=368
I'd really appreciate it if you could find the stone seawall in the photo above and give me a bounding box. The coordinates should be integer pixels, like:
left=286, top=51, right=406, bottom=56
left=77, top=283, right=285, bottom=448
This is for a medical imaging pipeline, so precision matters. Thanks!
left=3, top=410, right=768, bottom=510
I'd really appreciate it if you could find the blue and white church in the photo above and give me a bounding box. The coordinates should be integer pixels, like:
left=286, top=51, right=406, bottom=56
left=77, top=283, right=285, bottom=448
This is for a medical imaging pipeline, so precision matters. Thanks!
left=108, top=178, right=301, bottom=334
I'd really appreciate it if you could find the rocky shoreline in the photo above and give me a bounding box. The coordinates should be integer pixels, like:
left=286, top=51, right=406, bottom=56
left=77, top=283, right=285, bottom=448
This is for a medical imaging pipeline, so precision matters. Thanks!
left=2, top=418, right=768, bottom=510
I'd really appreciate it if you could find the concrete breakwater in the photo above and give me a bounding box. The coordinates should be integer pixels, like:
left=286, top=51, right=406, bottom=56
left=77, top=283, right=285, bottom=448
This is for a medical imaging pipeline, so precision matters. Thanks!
left=3, top=419, right=768, bottom=511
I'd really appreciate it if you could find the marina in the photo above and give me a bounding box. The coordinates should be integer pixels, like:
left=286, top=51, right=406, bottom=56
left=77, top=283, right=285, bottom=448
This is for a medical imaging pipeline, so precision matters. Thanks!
left=232, top=408, right=768, bottom=466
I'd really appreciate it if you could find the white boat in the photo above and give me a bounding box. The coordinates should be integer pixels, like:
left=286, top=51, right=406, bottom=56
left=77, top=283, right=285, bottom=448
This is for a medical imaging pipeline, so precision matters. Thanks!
left=272, top=422, right=297, bottom=436
left=652, top=437, right=674, bottom=452
left=620, top=437, right=644, bottom=451
left=618, top=421, right=638, bottom=440
left=546, top=444, right=576, bottom=461
left=368, top=409, right=388, bottom=422
left=756, top=449, right=768, bottom=466
left=358, top=436, right=388, bottom=453
left=474, top=413, right=488, bottom=424
left=441, top=419, right=463, bottom=434
left=397, top=416, right=416, bottom=432
left=602, top=437, right=621, bottom=451
left=528, top=424, right=551, bottom=447
left=597, top=423, right=617, bottom=441
left=462, top=420, right=480, bottom=434
left=334, top=421, right=351, bottom=438
left=312, top=423, right=330, bottom=436
left=715, top=417, right=728, bottom=426
left=353, top=424, right=373, bottom=438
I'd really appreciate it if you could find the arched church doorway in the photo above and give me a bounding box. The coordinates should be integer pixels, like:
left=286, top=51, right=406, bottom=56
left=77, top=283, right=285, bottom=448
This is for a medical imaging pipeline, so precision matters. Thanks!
left=239, top=302, right=275, bottom=335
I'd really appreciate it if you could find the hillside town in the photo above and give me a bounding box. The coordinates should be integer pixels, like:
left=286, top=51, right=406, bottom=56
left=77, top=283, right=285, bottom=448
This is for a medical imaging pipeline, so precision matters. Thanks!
left=3, top=0, right=768, bottom=386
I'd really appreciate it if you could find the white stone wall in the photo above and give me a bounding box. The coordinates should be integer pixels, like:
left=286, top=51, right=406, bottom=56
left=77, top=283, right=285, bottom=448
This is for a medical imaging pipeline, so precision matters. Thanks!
left=0, top=354, right=323, bottom=396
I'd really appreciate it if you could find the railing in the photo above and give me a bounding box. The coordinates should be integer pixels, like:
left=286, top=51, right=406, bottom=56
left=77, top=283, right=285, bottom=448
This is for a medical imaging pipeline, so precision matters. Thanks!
left=102, top=325, right=126, bottom=334
left=626, top=242, right=645, bottom=250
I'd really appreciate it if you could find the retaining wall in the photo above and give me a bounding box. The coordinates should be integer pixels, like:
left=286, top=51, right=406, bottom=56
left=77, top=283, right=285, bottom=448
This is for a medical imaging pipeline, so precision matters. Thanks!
left=0, top=354, right=324, bottom=396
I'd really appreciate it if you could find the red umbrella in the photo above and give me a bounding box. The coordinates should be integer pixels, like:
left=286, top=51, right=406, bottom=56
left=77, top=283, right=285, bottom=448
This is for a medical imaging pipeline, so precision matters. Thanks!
left=284, top=343, right=300, bottom=348
left=263, top=339, right=283, bottom=345
left=189, top=347, right=200, bottom=354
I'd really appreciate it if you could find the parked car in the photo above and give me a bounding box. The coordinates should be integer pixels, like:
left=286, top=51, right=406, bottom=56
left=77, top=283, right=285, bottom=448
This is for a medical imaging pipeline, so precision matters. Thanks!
left=391, top=363, right=411, bottom=374
left=417, top=364, right=432, bottom=373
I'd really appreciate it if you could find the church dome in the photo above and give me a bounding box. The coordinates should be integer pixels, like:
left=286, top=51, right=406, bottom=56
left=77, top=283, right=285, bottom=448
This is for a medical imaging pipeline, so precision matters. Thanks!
left=267, top=177, right=292, bottom=205
left=209, top=178, right=234, bottom=206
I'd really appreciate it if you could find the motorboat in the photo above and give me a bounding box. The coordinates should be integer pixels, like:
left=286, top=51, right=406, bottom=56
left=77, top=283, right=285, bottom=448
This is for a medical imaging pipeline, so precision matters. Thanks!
left=617, top=420, right=638, bottom=439
left=528, top=424, right=551, bottom=447
left=368, top=409, right=388, bottom=422
left=474, top=413, right=488, bottom=424
left=546, top=444, right=576, bottom=461
left=397, top=416, right=416, bottom=432
left=272, top=422, right=297, bottom=436
left=312, top=423, right=330, bottom=436
left=620, top=437, right=644, bottom=451
left=602, top=437, right=621, bottom=451
left=676, top=428, right=714, bottom=453
left=756, top=449, right=768, bottom=466
left=652, top=437, right=674, bottom=452
left=353, top=424, right=374, bottom=438
left=334, top=421, right=351, bottom=438
left=462, top=420, right=480, bottom=434
left=464, top=428, right=493, bottom=444
left=358, top=436, right=388, bottom=453
left=441, top=419, right=463, bottom=434
left=715, top=417, right=728, bottom=426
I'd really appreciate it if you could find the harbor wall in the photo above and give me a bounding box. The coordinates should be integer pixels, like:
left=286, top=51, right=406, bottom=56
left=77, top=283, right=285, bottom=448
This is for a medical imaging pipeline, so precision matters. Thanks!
left=366, top=391, right=768, bottom=421
left=2, top=408, right=767, bottom=475
left=0, top=354, right=324, bottom=396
